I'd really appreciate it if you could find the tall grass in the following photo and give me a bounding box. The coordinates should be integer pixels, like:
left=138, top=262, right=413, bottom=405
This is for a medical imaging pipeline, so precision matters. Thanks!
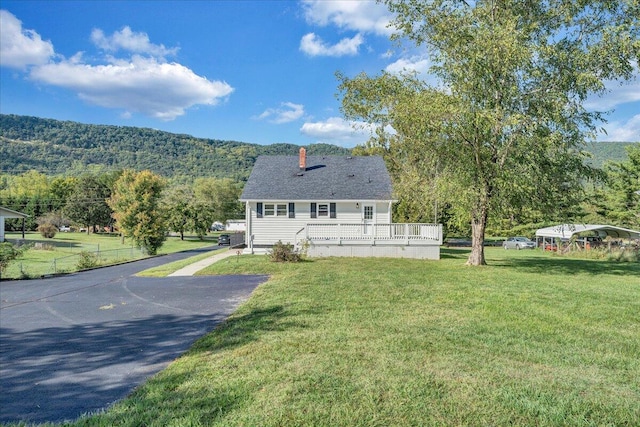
left=56, top=248, right=640, bottom=427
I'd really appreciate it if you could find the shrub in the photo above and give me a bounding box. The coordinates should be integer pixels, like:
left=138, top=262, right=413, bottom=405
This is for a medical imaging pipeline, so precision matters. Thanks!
left=267, top=240, right=303, bottom=262
left=76, top=251, right=99, bottom=270
left=554, top=245, right=640, bottom=263
left=0, top=242, right=30, bottom=278
left=34, top=242, right=54, bottom=251
left=37, top=223, right=57, bottom=238
left=608, top=248, right=640, bottom=263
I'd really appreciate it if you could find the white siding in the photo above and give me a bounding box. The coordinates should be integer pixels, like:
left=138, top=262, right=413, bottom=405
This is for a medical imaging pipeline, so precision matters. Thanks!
left=246, top=200, right=392, bottom=247
left=308, top=244, right=440, bottom=260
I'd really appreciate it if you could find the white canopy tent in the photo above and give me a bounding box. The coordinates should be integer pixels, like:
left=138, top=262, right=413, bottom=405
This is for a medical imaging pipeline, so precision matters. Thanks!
left=535, top=224, right=640, bottom=250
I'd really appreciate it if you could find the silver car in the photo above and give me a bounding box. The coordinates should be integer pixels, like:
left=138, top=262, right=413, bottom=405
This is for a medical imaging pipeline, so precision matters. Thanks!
left=503, top=237, right=536, bottom=250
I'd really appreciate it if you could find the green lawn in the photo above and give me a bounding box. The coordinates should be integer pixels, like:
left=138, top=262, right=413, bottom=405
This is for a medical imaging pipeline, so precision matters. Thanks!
left=49, top=248, right=640, bottom=427
left=1, top=232, right=217, bottom=279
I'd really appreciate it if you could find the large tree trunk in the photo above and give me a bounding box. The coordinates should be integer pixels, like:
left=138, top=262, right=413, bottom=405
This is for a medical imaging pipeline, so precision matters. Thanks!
left=467, top=200, right=488, bottom=266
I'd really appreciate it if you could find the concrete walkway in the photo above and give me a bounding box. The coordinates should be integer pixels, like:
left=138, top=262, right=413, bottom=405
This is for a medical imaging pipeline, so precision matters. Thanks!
left=168, top=249, right=239, bottom=276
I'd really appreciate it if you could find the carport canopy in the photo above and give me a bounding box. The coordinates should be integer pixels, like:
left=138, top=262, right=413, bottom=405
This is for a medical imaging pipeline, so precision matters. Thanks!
left=535, top=224, right=640, bottom=240
left=0, top=206, right=29, bottom=242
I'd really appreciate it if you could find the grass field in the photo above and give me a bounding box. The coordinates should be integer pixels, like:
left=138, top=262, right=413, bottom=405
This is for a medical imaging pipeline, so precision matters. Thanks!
left=1, top=232, right=218, bottom=279
left=41, top=247, right=639, bottom=427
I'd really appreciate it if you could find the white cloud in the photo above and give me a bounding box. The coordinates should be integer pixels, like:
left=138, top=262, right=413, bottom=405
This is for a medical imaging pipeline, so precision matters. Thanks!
left=256, top=102, right=305, bottom=124
left=598, top=114, right=640, bottom=142
left=91, top=26, right=178, bottom=58
left=0, top=10, right=54, bottom=69
left=30, top=56, right=233, bottom=120
left=585, top=61, right=640, bottom=110
left=385, top=56, right=431, bottom=77
left=300, top=117, right=375, bottom=146
left=1, top=11, right=233, bottom=120
left=301, top=0, right=393, bottom=36
left=585, top=78, right=640, bottom=111
left=300, top=32, right=363, bottom=57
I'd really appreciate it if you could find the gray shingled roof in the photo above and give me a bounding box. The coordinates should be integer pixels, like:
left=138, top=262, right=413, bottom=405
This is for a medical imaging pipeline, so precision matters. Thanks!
left=240, top=155, right=394, bottom=201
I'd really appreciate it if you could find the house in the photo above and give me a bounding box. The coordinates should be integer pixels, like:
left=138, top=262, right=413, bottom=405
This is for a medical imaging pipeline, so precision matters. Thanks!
left=0, top=206, right=28, bottom=242
left=239, top=148, right=442, bottom=259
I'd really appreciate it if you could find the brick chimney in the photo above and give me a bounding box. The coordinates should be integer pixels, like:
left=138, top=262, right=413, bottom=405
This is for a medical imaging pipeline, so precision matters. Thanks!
left=299, top=147, right=306, bottom=171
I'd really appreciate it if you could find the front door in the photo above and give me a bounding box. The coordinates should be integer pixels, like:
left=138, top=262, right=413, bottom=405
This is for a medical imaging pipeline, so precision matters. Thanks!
left=362, top=204, right=374, bottom=236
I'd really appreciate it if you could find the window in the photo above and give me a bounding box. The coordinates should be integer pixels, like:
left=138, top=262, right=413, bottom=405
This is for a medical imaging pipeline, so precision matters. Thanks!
left=264, top=204, right=275, bottom=216
left=364, top=205, right=373, bottom=220
left=264, top=203, right=288, bottom=217
left=311, top=202, right=336, bottom=218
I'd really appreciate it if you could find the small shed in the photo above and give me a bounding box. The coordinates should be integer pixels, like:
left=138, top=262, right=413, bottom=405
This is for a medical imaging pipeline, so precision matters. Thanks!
left=535, top=224, right=640, bottom=249
left=0, top=206, right=28, bottom=242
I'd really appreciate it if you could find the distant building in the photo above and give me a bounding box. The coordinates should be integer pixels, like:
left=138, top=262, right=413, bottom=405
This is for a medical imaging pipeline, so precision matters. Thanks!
left=0, top=206, right=28, bottom=242
left=225, top=220, right=246, bottom=232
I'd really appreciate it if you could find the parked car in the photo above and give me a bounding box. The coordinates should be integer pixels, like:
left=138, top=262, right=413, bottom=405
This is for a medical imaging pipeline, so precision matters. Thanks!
left=59, top=226, right=71, bottom=232
left=218, top=234, right=231, bottom=246
left=503, top=237, right=536, bottom=250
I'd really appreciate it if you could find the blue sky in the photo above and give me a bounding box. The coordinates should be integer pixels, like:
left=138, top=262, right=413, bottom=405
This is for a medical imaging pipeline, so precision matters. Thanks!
left=1, top=1, right=638, bottom=148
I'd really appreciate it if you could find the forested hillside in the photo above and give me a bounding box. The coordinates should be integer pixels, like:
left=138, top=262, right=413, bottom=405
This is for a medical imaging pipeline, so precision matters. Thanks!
left=586, top=141, right=638, bottom=169
left=0, top=114, right=351, bottom=180
left=1, top=114, right=635, bottom=180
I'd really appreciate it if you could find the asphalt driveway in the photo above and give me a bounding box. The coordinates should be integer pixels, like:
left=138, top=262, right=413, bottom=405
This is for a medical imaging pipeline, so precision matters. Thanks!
left=0, top=248, right=268, bottom=424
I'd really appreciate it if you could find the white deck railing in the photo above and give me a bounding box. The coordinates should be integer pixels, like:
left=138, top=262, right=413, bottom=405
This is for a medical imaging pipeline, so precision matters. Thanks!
left=301, top=223, right=442, bottom=245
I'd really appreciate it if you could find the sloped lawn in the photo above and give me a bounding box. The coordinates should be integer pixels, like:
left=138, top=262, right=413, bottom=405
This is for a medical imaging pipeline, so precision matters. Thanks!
left=44, top=249, right=640, bottom=426
left=1, top=232, right=217, bottom=279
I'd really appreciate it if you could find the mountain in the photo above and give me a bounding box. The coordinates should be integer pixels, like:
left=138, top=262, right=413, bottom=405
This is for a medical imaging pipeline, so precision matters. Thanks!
left=0, top=114, right=351, bottom=181
left=585, top=141, right=638, bottom=169
left=2, top=114, right=635, bottom=179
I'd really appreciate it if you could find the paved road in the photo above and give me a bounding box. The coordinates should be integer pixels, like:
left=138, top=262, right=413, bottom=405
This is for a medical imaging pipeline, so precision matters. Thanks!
left=0, top=248, right=268, bottom=424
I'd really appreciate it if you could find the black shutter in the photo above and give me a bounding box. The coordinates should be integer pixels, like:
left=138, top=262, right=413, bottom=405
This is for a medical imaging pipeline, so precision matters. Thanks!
left=257, top=202, right=263, bottom=218
left=330, top=203, right=336, bottom=218
left=288, top=202, right=295, bottom=218
left=310, top=203, right=317, bottom=219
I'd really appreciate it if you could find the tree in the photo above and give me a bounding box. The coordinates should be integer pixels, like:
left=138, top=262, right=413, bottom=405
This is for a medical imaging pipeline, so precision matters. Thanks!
left=36, top=211, right=68, bottom=229
left=64, top=174, right=114, bottom=233
left=0, top=171, right=52, bottom=230
left=339, top=0, right=639, bottom=265
left=49, top=176, right=78, bottom=213
left=601, top=145, right=640, bottom=229
left=188, top=200, right=216, bottom=240
left=162, top=185, right=194, bottom=240
left=163, top=184, right=216, bottom=240
left=7, top=170, right=49, bottom=199
left=194, top=178, right=243, bottom=224
left=108, top=170, right=167, bottom=255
